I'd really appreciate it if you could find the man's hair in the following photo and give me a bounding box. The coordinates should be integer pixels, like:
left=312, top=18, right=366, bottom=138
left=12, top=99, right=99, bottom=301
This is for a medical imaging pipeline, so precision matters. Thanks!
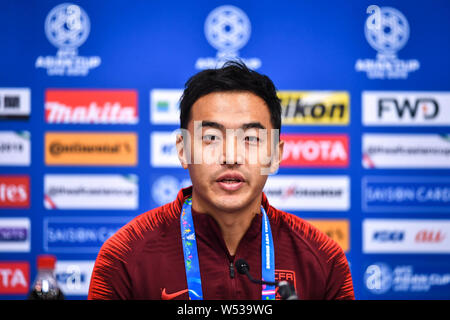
left=179, top=61, right=281, bottom=131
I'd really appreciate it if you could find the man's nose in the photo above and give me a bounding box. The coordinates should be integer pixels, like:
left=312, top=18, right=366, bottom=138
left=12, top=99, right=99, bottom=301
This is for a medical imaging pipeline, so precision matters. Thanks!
left=221, top=131, right=244, bottom=165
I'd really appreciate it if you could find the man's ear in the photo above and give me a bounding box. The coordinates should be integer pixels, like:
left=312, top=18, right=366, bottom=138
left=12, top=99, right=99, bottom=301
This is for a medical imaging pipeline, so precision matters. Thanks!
left=176, top=133, right=189, bottom=169
left=268, top=139, right=284, bottom=175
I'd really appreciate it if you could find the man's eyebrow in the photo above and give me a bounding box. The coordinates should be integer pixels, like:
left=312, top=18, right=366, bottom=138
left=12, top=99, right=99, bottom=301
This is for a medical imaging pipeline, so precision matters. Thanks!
left=200, top=120, right=225, bottom=130
left=198, top=120, right=266, bottom=130
left=241, top=122, right=266, bottom=130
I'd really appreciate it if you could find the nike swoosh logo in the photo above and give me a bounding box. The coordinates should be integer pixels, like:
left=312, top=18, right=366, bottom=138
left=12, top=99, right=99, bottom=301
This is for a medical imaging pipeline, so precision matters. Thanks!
left=161, top=288, right=189, bottom=300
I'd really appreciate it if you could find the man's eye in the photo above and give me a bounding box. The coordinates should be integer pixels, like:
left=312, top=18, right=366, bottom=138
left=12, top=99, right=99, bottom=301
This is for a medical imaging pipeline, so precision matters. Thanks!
left=203, top=135, right=220, bottom=142
left=245, top=136, right=260, bottom=143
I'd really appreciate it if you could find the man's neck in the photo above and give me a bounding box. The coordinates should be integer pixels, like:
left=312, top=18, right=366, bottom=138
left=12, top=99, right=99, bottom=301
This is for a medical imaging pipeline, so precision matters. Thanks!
left=191, top=190, right=260, bottom=256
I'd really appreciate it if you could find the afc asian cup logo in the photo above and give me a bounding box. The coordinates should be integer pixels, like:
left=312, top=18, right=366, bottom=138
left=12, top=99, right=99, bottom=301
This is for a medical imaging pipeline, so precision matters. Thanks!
left=204, top=5, right=251, bottom=59
left=45, top=3, right=90, bottom=54
left=36, top=3, right=101, bottom=76
left=152, top=176, right=191, bottom=206
left=364, top=7, right=409, bottom=60
left=152, top=175, right=180, bottom=206
left=196, top=5, right=261, bottom=70
left=364, top=263, right=392, bottom=294
left=355, top=5, right=419, bottom=79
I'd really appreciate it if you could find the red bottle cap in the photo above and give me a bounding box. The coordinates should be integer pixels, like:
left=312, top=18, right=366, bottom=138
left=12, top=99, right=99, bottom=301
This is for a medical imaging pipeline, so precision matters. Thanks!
left=37, top=254, right=56, bottom=270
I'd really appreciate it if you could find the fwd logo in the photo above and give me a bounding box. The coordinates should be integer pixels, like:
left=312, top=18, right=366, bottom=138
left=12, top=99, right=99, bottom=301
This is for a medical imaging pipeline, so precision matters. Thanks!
left=378, top=98, right=439, bottom=119
left=363, top=92, right=450, bottom=126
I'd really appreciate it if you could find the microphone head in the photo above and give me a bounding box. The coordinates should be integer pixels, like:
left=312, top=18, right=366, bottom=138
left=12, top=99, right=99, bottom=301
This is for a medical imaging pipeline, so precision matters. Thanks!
left=235, top=259, right=250, bottom=275
left=278, top=280, right=298, bottom=300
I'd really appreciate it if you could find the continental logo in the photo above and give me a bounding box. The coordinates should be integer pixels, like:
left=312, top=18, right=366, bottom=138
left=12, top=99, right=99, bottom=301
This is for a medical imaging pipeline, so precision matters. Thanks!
left=45, top=132, right=137, bottom=166
left=277, top=91, right=349, bottom=125
left=307, top=219, right=350, bottom=252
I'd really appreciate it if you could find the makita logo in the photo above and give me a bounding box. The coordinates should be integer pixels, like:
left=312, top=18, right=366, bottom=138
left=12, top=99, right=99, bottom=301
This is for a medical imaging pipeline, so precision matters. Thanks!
left=45, top=89, right=138, bottom=124
left=45, top=101, right=136, bottom=123
left=0, top=262, right=29, bottom=294
left=0, top=176, right=30, bottom=208
left=281, top=134, right=349, bottom=167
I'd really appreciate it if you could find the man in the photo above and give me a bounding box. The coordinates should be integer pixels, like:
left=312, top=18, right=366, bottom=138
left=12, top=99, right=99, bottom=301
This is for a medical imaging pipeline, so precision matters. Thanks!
left=88, top=61, right=354, bottom=300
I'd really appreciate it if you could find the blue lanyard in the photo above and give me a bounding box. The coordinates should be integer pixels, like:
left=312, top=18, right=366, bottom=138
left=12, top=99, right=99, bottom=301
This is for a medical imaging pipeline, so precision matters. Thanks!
left=180, top=197, right=276, bottom=300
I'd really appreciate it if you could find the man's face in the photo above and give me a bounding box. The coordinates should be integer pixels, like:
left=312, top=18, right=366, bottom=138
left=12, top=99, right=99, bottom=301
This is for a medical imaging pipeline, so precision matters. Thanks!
left=176, top=91, right=284, bottom=213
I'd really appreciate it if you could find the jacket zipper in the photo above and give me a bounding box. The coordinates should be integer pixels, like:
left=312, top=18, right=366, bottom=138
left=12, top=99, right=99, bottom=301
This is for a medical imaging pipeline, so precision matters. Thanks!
left=229, top=262, right=235, bottom=278
left=228, top=257, right=239, bottom=298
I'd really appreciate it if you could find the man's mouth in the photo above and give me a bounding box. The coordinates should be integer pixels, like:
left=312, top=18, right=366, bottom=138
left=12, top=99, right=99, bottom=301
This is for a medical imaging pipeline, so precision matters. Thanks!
left=216, top=173, right=245, bottom=191
left=219, top=178, right=242, bottom=183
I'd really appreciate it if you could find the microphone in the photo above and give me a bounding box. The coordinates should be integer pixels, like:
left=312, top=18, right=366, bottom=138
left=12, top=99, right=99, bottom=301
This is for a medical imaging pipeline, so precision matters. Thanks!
left=234, top=259, right=298, bottom=300
left=235, top=258, right=277, bottom=286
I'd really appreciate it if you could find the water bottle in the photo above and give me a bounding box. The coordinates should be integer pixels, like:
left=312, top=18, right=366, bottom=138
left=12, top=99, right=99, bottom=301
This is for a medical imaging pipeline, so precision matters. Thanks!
left=28, top=254, right=64, bottom=300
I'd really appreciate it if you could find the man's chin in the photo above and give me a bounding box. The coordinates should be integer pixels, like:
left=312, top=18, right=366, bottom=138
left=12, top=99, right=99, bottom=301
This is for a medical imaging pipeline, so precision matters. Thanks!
left=211, top=192, right=255, bottom=213
left=193, top=183, right=260, bottom=214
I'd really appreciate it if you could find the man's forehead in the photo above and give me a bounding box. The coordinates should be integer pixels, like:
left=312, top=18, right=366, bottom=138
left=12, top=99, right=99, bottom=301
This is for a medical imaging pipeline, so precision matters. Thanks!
left=189, top=91, right=272, bottom=127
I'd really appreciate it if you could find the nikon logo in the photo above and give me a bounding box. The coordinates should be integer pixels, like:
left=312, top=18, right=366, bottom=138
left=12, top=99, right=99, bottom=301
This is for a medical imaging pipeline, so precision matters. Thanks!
left=277, top=91, right=350, bottom=125
left=45, top=132, right=137, bottom=166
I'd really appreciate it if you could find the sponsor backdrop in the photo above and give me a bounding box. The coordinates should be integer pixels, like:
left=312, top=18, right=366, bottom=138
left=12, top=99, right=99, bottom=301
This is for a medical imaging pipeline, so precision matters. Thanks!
left=0, top=0, right=449, bottom=300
